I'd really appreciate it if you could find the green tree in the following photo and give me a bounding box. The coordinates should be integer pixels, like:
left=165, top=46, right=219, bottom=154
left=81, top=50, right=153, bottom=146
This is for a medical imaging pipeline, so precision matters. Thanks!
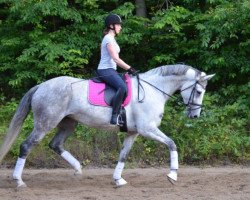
left=0, top=1, right=138, bottom=96
left=0, top=0, right=249, bottom=165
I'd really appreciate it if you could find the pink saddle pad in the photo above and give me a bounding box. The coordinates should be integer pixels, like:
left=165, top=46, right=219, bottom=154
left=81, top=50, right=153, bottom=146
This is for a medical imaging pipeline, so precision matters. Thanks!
left=88, top=74, right=132, bottom=107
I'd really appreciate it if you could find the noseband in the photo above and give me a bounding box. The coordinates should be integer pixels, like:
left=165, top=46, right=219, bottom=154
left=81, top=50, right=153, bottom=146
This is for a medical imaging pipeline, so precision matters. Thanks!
left=180, top=81, right=204, bottom=111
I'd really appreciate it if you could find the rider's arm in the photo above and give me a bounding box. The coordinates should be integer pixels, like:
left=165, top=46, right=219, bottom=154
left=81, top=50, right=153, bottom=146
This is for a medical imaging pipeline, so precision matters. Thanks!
left=107, top=43, right=131, bottom=70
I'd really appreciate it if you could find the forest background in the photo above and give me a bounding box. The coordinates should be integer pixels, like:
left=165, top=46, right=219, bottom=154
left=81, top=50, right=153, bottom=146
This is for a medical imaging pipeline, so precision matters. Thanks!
left=0, top=0, right=249, bottom=168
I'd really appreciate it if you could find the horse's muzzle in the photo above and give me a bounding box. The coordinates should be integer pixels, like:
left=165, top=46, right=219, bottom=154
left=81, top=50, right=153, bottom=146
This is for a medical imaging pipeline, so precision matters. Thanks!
left=187, top=112, right=200, bottom=119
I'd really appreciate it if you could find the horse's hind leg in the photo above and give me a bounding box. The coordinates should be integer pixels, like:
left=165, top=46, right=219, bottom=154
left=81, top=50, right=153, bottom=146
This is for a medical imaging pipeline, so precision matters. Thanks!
left=49, top=117, right=82, bottom=175
left=13, top=128, right=48, bottom=187
left=113, top=133, right=138, bottom=186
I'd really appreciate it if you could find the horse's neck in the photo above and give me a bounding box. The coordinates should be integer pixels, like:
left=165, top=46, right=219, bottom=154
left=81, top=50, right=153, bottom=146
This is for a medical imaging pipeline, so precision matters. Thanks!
left=164, top=76, right=184, bottom=95
left=140, top=74, right=183, bottom=97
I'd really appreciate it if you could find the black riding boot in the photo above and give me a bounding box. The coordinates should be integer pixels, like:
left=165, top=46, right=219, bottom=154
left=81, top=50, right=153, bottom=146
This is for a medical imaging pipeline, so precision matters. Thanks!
left=110, top=88, right=125, bottom=125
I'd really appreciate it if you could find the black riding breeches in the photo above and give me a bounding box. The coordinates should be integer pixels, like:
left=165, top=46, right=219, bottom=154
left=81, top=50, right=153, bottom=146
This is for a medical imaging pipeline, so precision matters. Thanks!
left=97, top=68, right=127, bottom=114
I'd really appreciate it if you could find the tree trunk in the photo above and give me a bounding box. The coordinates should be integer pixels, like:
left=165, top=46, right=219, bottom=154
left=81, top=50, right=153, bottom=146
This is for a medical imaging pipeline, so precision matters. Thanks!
left=135, top=0, right=147, bottom=18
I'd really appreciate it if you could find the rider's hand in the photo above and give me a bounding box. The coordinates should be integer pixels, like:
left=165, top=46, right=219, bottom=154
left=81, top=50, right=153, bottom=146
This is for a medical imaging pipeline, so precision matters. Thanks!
left=127, top=67, right=137, bottom=75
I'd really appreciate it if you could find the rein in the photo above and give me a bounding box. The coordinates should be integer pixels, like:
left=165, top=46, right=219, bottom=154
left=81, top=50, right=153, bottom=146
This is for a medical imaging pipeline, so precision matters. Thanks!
left=70, top=72, right=203, bottom=111
left=136, top=74, right=203, bottom=111
left=136, top=75, right=178, bottom=103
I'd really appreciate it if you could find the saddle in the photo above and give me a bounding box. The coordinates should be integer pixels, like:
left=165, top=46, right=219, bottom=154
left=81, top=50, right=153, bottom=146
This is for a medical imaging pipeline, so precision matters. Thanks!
left=88, top=73, right=132, bottom=132
left=88, top=73, right=132, bottom=107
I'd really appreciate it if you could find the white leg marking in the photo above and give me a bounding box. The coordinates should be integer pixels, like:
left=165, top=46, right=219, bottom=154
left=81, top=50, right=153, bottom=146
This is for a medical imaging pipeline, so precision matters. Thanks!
left=113, top=162, right=127, bottom=186
left=61, top=151, right=82, bottom=174
left=113, top=161, right=125, bottom=180
left=167, top=151, right=178, bottom=182
left=13, top=157, right=27, bottom=187
left=170, top=151, right=179, bottom=170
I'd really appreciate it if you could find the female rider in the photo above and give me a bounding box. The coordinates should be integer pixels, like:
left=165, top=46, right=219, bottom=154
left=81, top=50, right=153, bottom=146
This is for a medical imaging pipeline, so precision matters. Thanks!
left=97, top=14, right=136, bottom=125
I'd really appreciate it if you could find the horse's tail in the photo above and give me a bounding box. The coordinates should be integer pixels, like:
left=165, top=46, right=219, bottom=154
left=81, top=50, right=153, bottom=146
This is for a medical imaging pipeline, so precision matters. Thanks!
left=0, top=85, right=39, bottom=164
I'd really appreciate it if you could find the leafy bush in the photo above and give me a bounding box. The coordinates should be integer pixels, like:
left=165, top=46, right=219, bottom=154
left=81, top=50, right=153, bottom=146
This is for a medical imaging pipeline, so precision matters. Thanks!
left=161, top=94, right=250, bottom=164
left=0, top=0, right=249, bottom=167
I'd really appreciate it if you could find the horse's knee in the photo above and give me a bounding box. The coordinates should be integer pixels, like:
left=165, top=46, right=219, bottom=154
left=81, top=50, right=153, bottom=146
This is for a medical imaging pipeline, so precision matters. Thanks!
left=19, top=140, right=36, bottom=158
left=119, top=151, right=127, bottom=162
left=168, top=140, right=177, bottom=151
left=119, top=144, right=132, bottom=162
left=49, top=141, right=63, bottom=155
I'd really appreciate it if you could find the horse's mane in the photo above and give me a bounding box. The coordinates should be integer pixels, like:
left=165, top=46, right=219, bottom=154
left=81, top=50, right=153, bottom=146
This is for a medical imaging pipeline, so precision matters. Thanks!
left=144, top=64, right=201, bottom=77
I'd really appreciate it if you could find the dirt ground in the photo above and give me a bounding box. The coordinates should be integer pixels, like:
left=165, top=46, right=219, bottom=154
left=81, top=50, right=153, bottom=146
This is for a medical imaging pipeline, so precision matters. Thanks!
left=0, top=166, right=249, bottom=200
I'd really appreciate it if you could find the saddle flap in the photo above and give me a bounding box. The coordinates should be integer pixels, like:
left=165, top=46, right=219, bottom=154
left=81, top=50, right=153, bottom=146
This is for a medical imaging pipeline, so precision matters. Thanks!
left=88, top=74, right=132, bottom=107
left=104, top=85, right=116, bottom=106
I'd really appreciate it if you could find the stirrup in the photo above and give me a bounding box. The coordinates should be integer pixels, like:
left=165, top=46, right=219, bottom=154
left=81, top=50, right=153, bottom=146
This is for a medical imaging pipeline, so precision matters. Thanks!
left=117, top=114, right=125, bottom=126
left=110, top=114, right=124, bottom=126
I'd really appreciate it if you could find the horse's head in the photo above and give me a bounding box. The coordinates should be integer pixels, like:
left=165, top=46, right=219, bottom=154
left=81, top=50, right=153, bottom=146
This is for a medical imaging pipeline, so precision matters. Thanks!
left=180, top=70, right=215, bottom=118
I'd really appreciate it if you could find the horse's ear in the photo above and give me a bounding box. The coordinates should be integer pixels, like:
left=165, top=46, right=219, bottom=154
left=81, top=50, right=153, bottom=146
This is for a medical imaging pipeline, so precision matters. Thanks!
left=200, top=74, right=215, bottom=81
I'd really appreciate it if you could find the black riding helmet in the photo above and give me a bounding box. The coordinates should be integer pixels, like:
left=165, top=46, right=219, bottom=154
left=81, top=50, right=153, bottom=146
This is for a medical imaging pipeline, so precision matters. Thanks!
left=105, top=14, right=122, bottom=29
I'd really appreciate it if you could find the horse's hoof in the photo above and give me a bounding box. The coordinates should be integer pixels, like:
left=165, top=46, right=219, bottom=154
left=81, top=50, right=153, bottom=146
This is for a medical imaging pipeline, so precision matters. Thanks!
left=16, top=181, right=27, bottom=188
left=167, top=172, right=177, bottom=185
left=114, top=178, right=127, bottom=187
left=167, top=176, right=176, bottom=185
left=74, top=169, right=82, bottom=176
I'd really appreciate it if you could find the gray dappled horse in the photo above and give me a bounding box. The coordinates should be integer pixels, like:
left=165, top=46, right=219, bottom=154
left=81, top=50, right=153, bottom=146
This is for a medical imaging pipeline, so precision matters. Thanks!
left=0, top=64, right=214, bottom=188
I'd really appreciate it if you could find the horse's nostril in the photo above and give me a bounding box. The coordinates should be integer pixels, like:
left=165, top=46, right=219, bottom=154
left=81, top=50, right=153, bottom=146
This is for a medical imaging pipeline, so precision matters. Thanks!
left=193, top=115, right=198, bottom=118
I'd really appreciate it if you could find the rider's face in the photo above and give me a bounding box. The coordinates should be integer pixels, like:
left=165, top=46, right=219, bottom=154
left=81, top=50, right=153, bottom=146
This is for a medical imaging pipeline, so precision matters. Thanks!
left=114, top=24, right=122, bottom=34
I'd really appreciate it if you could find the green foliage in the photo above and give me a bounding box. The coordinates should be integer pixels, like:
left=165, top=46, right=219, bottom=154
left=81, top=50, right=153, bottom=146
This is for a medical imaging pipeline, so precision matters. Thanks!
left=1, top=0, right=249, bottom=97
left=1, top=0, right=104, bottom=94
left=161, top=94, right=250, bottom=164
left=0, top=0, right=249, bottom=166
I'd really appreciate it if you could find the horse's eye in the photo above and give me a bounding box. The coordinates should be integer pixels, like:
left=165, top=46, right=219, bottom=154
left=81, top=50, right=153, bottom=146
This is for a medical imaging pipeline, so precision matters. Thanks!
left=197, top=90, right=202, bottom=95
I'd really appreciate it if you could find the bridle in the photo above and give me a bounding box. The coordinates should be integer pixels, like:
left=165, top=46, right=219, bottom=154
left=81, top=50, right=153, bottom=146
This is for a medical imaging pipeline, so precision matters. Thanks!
left=136, top=75, right=205, bottom=111
left=180, top=81, right=205, bottom=111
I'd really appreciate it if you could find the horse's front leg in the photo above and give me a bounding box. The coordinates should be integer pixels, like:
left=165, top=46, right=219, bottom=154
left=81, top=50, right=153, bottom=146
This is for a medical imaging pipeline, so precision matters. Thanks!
left=113, top=133, right=138, bottom=187
left=137, top=126, right=178, bottom=183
